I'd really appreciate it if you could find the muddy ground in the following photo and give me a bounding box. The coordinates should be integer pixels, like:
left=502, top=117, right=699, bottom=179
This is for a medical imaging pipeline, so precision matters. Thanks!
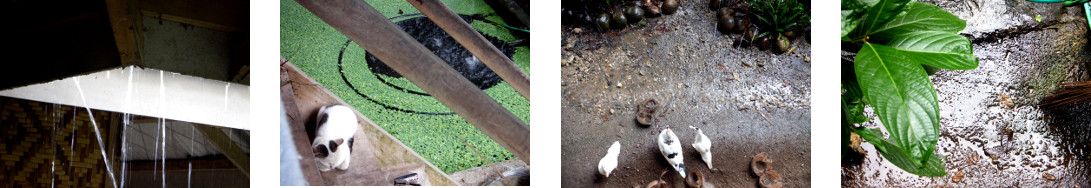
left=842, top=0, right=1091, bottom=187
left=560, top=2, right=812, bottom=188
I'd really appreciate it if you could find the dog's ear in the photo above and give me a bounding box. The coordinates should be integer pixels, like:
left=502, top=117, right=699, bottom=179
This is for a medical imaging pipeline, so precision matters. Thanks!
left=313, top=145, right=329, bottom=158
left=330, top=138, right=344, bottom=152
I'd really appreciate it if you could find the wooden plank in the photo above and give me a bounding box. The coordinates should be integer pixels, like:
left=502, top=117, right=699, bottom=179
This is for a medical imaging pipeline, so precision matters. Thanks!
left=192, top=124, right=249, bottom=178
left=295, top=0, right=530, bottom=165
left=282, top=61, right=458, bottom=185
left=279, top=58, right=325, bottom=186
left=140, top=10, right=240, bottom=32
left=124, top=158, right=238, bottom=171
left=104, top=0, right=144, bottom=67
left=410, top=0, right=531, bottom=100
left=138, top=0, right=246, bottom=32
left=231, top=65, right=250, bottom=84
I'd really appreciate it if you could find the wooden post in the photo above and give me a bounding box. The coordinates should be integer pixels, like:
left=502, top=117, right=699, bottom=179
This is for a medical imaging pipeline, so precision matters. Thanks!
left=409, top=0, right=531, bottom=100
left=294, top=0, right=530, bottom=164
left=105, top=112, right=122, bottom=188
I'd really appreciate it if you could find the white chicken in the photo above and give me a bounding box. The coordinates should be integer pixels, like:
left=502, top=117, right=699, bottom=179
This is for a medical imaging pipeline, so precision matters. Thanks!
left=657, top=128, right=686, bottom=178
left=689, top=126, right=713, bottom=169
left=598, top=141, right=621, bottom=177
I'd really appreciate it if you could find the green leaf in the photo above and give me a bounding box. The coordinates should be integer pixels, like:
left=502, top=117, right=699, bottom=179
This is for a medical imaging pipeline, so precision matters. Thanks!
left=849, top=0, right=911, bottom=40
left=854, top=42, right=942, bottom=174
left=842, top=10, right=860, bottom=39
left=852, top=126, right=948, bottom=176
left=868, top=2, right=966, bottom=41
left=885, top=31, right=978, bottom=70
left=841, top=0, right=872, bottom=38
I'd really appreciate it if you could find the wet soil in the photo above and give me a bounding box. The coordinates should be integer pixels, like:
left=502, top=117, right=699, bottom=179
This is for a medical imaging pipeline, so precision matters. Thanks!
left=842, top=0, right=1091, bottom=186
left=561, top=2, right=811, bottom=188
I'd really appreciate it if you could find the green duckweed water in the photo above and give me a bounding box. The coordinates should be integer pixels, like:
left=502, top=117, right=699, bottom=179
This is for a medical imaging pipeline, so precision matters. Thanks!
left=280, top=0, right=529, bottom=173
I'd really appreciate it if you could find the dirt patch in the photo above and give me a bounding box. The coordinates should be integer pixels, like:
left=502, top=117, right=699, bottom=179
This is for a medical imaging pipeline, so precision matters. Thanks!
left=561, top=2, right=811, bottom=187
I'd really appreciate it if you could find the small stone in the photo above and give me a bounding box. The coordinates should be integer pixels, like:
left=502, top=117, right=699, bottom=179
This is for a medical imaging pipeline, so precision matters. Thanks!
left=967, top=152, right=979, bottom=165
left=849, top=132, right=864, bottom=154
left=617, top=82, right=623, bottom=88
left=573, top=28, right=583, bottom=33
left=998, top=92, right=1014, bottom=109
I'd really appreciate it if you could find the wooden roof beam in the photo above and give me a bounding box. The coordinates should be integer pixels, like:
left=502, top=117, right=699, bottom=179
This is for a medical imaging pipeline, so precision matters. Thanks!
left=138, top=0, right=247, bottom=32
left=105, top=0, right=145, bottom=67
left=125, top=158, right=241, bottom=171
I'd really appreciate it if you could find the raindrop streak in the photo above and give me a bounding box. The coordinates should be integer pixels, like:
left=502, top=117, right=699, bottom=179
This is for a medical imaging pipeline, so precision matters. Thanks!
left=73, top=78, right=119, bottom=188
left=189, top=121, right=195, bottom=188
left=152, top=118, right=161, bottom=180
left=160, top=70, right=166, bottom=188
left=68, top=107, right=76, bottom=185
left=121, top=114, right=129, bottom=188
left=224, top=83, right=230, bottom=111
left=123, top=67, right=133, bottom=188
left=50, top=105, right=57, bottom=188
left=188, top=163, right=193, bottom=188
left=126, top=67, right=134, bottom=114
left=162, top=118, right=167, bottom=188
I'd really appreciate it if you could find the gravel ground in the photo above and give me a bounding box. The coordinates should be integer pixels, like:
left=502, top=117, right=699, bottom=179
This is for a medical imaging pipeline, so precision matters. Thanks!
left=841, top=0, right=1091, bottom=186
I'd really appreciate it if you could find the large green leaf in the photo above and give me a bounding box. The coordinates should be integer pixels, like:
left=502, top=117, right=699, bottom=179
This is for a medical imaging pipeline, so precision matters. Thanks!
left=842, top=10, right=860, bottom=39
left=851, top=126, right=947, bottom=176
left=849, top=0, right=911, bottom=40
left=841, top=0, right=873, bottom=39
left=868, top=2, right=966, bottom=41
left=854, top=42, right=942, bottom=173
left=886, top=31, right=978, bottom=70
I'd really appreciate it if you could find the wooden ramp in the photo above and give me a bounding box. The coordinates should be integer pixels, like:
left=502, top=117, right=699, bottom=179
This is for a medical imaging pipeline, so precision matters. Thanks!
left=280, top=59, right=457, bottom=186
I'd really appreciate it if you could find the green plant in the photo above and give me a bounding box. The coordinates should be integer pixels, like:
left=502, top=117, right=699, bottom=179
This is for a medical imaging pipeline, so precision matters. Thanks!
left=841, top=0, right=978, bottom=177
left=748, top=0, right=809, bottom=40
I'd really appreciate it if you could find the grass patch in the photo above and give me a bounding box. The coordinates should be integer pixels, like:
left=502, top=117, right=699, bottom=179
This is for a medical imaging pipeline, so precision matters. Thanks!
left=281, top=0, right=529, bottom=173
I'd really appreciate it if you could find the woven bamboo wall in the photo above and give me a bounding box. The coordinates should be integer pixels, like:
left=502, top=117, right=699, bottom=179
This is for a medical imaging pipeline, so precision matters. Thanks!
left=1, top=97, right=112, bottom=187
